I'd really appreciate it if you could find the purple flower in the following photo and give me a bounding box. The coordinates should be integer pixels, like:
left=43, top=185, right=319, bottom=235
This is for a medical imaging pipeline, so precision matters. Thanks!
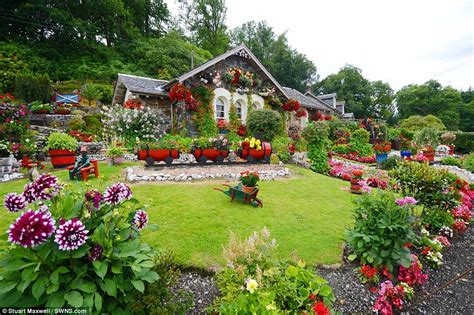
left=132, top=210, right=148, bottom=231
left=4, top=193, right=26, bottom=212
left=395, top=197, right=418, bottom=207
left=8, top=210, right=56, bottom=248
left=22, top=174, right=61, bottom=203
left=54, top=218, right=88, bottom=251
left=85, top=189, right=103, bottom=210
left=103, top=183, right=132, bottom=205
left=88, top=244, right=103, bottom=261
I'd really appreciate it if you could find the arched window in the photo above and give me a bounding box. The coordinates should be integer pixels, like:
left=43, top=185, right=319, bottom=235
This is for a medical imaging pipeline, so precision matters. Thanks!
left=215, top=97, right=225, bottom=119
left=236, top=100, right=244, bottom=119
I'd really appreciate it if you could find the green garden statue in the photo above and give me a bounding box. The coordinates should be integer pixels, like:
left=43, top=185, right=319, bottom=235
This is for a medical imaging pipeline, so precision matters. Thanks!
left=69, top=146, right=90, bottom=180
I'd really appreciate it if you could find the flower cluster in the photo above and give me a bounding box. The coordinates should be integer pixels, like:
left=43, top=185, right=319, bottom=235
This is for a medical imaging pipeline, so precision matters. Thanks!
left=68, top=130, right=96, bottom=142
left=237, top=124, right=247, bottom=136
left=4, top=193, right=26, bottom=212
left=222, top=67, right=255, bottom=88
left=88, top=244, right=103, bottom=261
left=132, top=210, right=149, bottom=231
left=395, top=197, right=417, bottom=207
left=295, top=108, right=307, bottom=118
left=352, top=169, right=364, bottom=179
left=373, top=280, right=407, bottom=315
left=124, top=98, right=144, bottom=110
left=451, top=204, right=472, bottom=222
left=85, top=189, right=103, bottom=211
left=245, top=278, right=258, bottom=293
left=55, top=218, right=88, bottom=250
left=397, top=255, right=428, bottom=286
left=217, top=119, right=229, bottom=130
left=8, top=210, right=56, bottom=248
left=328, top=159, right=365, bottom=181
left=312, top=301, right=330, bottom=315
left=373, top=142, right=392, bottom=154
left=282, top=99, right=300, bottom=112
left=239, top=171, right=260, bottom=187
left=333, top=153, right=376, bottom=164
left=23, top=174, right=61, bottom=202
left=358, top=265, right=379, bottom=283
left=366, top=177, right=388, bottom=190
left=407, top=153, right=429, bottom=162
left=103, top=182, right=132, bottom=205
left=241, top=137, right=262, bottom=150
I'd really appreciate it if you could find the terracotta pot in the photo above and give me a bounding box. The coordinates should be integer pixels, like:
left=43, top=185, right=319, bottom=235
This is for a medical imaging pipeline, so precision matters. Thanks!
left=242, top=185, right=255, bottom=193
left=49, top=149, right=76, bottom=168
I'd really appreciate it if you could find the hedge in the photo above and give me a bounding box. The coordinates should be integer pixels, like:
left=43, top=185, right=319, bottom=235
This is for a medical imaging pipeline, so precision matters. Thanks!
left=453, top=132, right=474, bottom=154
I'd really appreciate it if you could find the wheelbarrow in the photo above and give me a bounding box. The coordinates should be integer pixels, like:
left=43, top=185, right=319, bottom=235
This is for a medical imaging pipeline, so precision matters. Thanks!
left=213, top=183, right=263, bottom=207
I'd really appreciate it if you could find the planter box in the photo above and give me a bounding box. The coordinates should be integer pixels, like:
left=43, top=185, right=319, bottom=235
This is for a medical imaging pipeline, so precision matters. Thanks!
left=401, top=151, right=412, bottom=158
left=49, top=149, right=76, bottom=168
left=137, top=149, right=179, bottom=166
left=375, top=153, right=388, bottom=164
left=423, top=151, right=435, bottom=161
left=193, top=149, right=229, bottom=163
left=238, top=142, right=272, bottom=162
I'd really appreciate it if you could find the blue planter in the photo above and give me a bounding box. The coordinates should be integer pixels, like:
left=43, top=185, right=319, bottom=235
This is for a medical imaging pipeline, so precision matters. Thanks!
left=400, top=151, right=412, bottom=157
left=376, top=153, right=388, bottom=163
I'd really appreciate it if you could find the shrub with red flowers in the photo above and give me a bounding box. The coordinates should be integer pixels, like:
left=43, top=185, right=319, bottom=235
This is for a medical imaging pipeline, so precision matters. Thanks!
left=53, top=103, right=72, bottom=115
left=366, top=177, right=388, bottom=190
left=324, top=115, right=333, bottom=121
left=169, top=83, right=191, bottom=102
left=397, top=254, right=428, bottom=287
left=123, top=98, right=144, bottom=110
left=295, top=107, right=307, bottom=118
left=0, top=177, right=159, bottom=311
left=237, top=124, right=247, bottom=136
left=334, top=153, right=376, bottom=164
left=68, top=130, right=97, bottom=142
left=357, top=265, right=379, bottom=283
left=217, top=119, right=229, bottom=131
left=282, top=99, right=300, bottom=112
left=311, top=111, right=325, bottom=121
left=19, top=156, right=45, bottom=171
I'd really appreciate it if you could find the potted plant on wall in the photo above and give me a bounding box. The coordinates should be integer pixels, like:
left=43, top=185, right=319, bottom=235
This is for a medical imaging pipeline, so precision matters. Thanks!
left=239, top=171, right=260, bottom=193
left=45, top=132, right=78, bottom=168
left=106, top=146, right=124, bottom=165
left=373, top=142, right=391, bottom=163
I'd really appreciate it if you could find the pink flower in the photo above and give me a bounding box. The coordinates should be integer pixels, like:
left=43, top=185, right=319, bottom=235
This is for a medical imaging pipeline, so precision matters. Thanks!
left=132, top=210, right=148, bottom=231
left=54, top=218, right=88, bottom=251
left=395, top=197, right=417, bottom=206
left=103, top=183, right=132, bottom=205
left=4, top=193, right=26, bottom=212
left=8, top=210, right=55, bottom=247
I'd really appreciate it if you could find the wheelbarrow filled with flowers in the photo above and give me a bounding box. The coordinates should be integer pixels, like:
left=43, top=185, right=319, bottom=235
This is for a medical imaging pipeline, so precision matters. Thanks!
left=213, top=171, right=263, bottom=207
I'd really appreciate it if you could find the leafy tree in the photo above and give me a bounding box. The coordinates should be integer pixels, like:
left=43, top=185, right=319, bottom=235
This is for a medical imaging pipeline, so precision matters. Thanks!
left=183, top=0, right=230, bottom=56
left=370, top=80, right=395, bottom=122
left=458, top=100, right=474, bottom=132
left=81, top=84, right=103, bottom=106
left=399, top=115, right=446, bottom=132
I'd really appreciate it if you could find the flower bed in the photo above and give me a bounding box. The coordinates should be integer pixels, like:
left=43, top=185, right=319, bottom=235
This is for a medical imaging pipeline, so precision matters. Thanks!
left=334, top=153, right=376, bottom=164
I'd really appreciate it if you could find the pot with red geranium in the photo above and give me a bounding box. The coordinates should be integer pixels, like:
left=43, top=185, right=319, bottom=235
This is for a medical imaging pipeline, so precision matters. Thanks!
left=373, top=142, right=391, bottom=164
left=217, top=119, right=229, bottom=134
left=239, top=171, right=260, bottom=193
left=351, top=169, right=364, bottom=194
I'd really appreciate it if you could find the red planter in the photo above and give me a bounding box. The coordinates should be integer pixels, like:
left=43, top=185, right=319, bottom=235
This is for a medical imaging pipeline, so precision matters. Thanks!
left=49, top=149, right=76, bottom=168
left=449, top=145, right=454, bottom=155
left=423, top=151, right=435, bottom=161
left=239, top=142, right=272, bottom=162
left=138, top=149, right=179, bottom=166
left=192, top=149, right=229, bottom=163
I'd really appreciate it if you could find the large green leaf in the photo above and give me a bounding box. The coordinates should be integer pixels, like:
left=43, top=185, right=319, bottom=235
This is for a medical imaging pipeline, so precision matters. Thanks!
left=46, top=292, right=65, bottom=308
left=32, top=276, right=49, bottom=300
left=141, top=271, right=160, bottom=283
left=0, top=281, right=18, bottom=294
left=93, top=260, right=108, bottom=279
left=94, top=292, right=102, bottom=312
left=78, top=281, right=96, bottom=294
left=102, top=279, right=117, bottom=297
left=50, top=266, right=69, bottom=284
left=131, top=280, right=144, bottom=293
left=64, top=290, right=83, bottom=308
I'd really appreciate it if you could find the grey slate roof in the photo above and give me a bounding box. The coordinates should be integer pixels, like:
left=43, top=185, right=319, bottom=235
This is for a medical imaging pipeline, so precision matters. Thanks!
left=117, top=73, right=168, bottom=95
left=282, top=87, right=333, bottom=111
left=303, top=91, right=336, bottom=111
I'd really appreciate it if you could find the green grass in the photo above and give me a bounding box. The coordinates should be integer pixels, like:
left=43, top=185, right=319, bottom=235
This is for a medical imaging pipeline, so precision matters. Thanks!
left=0, top=163, right=356, bottom=269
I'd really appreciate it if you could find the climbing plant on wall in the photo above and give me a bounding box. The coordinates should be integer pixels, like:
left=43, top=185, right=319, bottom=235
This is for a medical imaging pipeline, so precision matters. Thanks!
left=191, top=86, right=217, bottom=137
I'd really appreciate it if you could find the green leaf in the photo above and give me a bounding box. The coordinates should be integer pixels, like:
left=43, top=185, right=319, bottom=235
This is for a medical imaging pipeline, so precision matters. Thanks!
left=46, top=283, right=59, bottom=295
left=94, top=293, right=102, bottom=312
left=131, top=280, right=145, bottom=293
left=367, top=256, right=374, bottom=263
left=71, top=245, right=90, bottom=258
left=347, top=254, right=357, bottom=261
left=138, top=260, right=155, bottom=268
left=111, top=264, right=123, bottom=274
left=285, top=265, right=299, bottom=277
left=65, top=290, right=83, bottom=308
left=0, top=281, right=18, bottom=294
left=46, top=292, right=65, bottom=308
left=50, top=266, right=69, bottom=285
left=141, top=271, right=160, bottom=283
left=93, top=261, right=108, bottom=279
left=21, top=266, right=38, bottom=282
left=0, top=290, right=21, bottom=307
left=319, top=284, right=333, bottom=297
left=102, top=279, right=116, bottom=298
left=78, top=281, right=96, bottom=294
left=32, top=277, right=48, bottom=300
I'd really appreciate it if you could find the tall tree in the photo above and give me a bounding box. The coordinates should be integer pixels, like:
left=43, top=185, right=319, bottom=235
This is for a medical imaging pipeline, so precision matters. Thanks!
left=183, top=0, right=229, bottom=56
left=395, top=80, right=463, bottom=130
left=230, top=21, right=275, bottom=62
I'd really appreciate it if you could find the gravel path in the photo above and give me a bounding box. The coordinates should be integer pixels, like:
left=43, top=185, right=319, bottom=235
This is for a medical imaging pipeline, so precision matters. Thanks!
left=174, top=229, right=473, bottom=314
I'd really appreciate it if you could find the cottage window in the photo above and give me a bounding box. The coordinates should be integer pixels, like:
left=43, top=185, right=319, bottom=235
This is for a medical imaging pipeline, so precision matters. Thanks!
left=215, top=97, right=225, bottom=119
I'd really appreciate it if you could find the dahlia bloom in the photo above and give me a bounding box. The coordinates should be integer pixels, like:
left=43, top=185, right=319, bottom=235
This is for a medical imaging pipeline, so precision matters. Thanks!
left=85, top=189, right=103, bottom=210
left=88, top=244, right=103, bottom=261
left=55, top=218, right=88, bottom=250
left=4, top=193, right=26, bottom=212
left=22, top=174, right=61, bottom=203
left=103, top=183, right=132, bottom=205
left=8, top=210, right=55, bottom=247
left=132, top=210, right=148, bottom=231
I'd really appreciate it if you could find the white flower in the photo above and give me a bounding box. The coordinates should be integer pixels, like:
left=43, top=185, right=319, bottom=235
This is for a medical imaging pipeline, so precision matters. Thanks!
left=246, top=278, right=258, bottom=293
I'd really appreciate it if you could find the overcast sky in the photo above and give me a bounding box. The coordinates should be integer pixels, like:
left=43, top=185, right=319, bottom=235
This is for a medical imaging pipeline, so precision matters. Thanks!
left=166, top=0, right=473, bottom=91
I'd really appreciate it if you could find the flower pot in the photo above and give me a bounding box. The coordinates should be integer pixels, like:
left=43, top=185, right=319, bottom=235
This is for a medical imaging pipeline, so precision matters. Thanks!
left=375, top=153, right=388, bottom=164
left=449, top=145, right=454, bottom=155
left=48, top=149, right=76, bottom=168
left=242, top=185, right=256, bottom=193
left=137, top=149, right=179, bottom=166
left=391, top=139, right=401, bottom=150
left=400, top=151, right=412, bottom=158
left=423, top=151, right=435, bottom=161
left=238, top=142, right=272, bottom=162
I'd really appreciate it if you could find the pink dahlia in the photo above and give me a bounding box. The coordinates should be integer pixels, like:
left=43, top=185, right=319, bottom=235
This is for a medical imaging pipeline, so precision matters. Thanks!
left=55, top=218, right=88, bottom=250
left=22, top=174, right=61, bottom=203
left=4, top=193, right=26, bottom=212
left=22, top=182, right=37, bottom=203
left=88, top=244, right=103, bottom=261
left=85, top=189, right=103, bottom=209
left=8, top=210, right=55, bottom=247
left=395, top=196, right=417, bottom=206
left=103, top=183, right=132, bottom=205
left=132, top=210, right=148, bottom=231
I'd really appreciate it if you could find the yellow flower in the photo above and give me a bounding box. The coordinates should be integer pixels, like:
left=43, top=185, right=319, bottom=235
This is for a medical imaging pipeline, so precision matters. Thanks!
left=246, top=279, right=258, bottom=293
left=255, top=139, right=261, bottom=146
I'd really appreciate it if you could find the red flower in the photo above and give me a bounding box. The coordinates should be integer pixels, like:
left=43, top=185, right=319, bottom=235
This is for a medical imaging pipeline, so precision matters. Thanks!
left=309, top=294, right=316, bottom=301
left=421, top=246, right=431, bottom=256
left=404, top=242, right=412, bottom=248
left=360, top=265, right=378, bottom=279
left=382, top=266, right=392, bottom=280
left=282, top=99, right=300, bottom=112
left=237, top=124, right=247, bottom=136
left=124, top=98, right=143, bottom=109
left=313, top=301, right=330, bottom=315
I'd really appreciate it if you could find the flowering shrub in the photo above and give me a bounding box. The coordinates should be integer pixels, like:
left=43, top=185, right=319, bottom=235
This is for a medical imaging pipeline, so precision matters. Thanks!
left=239, top=171, right=260, bottom=187
left=366, top=177, right=388, bottom=190
left=0, top=176, right=159, bottom=311
left=334, top=153, right=376, bottom=164
left=68, top=130, right=96, bottom=142
left=397, top=254, right=428, bottom=286
left=217, top=119, right=229, bottom=131
left=103, top=104, right=166, bottom=148
left=328, top=159, right=364, bottom=181
left=357, top=265, right=379, bottom=283
left=222, top=67, right=255, bottom=88
left=373, top=281, right=412, bottom=315
left=213, top=229, right=335, bottom=314
left=123, top=98, right=143, bottom=110
left=31, top=103, right=53, bottom=114
left=282, top=99, right=300, bottom=112
left=295, top=107, right=307, bottom=118
left=346, top=191, right=417, bottom=271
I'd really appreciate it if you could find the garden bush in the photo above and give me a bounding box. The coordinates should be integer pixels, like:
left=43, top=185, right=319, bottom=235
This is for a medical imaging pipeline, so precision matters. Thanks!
left=14, top=73, right=52, bottom=103
left=247, top=109, right=282, bottom=142
left=400, top=115, right=446, bottom=132
left=380, top=156, right=399, bottom=170
left=346, top=191, right=417, bottom=271
left=213, top=229, right=335, bottom=314
left=463, top=153, right=474, bottom=172
left=45, top=132, right=78, bottom=151
left=0, top=176, right=159, bottom=312
left=302, top=121, right=331, bottom=174
left=272, top=136, right=291, bottom=162
left=349, top=128, right=374, bottom=157
left=390, top=161, right=459, bottom=230
left=441, top=156, right=462, bottom=167
left=414, top=127, right=439, bottom=149
left=452, top=132, right=474, bottom=154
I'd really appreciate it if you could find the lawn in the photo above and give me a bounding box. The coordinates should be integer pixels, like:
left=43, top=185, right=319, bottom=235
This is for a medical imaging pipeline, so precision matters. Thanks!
left=0, top=163, right=356, bottom=269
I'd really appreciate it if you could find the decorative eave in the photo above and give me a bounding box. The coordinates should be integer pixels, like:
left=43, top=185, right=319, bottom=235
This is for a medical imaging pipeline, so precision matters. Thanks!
left=162, top=44, right=290, bottom=99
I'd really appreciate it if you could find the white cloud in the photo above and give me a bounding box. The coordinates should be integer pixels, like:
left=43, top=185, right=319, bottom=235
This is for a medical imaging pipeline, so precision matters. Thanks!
left=165, top=0, right=473, bottom=90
